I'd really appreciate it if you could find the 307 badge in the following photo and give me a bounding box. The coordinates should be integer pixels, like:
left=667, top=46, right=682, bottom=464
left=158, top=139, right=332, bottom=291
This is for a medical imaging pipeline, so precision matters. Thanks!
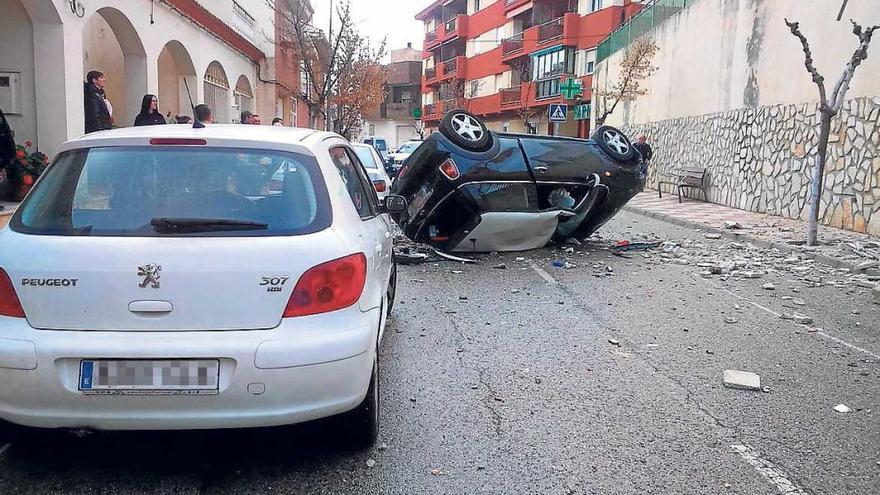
left=260, top=276, right=290, bottom=292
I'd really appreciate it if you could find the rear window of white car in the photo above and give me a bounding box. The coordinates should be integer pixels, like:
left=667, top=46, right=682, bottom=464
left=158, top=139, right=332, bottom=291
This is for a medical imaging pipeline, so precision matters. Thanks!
left=11, top=147, right=332, bottom=237
left=352, top=146, right=380, bottom=170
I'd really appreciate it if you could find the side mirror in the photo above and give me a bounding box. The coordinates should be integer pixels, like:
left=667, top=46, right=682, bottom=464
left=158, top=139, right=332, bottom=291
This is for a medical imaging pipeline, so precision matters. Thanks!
left=379, top=195, right=407, bottom=214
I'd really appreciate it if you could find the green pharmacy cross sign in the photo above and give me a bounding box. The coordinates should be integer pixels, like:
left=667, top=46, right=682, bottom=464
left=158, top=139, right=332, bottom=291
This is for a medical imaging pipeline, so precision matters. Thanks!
left=559, top=77, right=583, bottom=100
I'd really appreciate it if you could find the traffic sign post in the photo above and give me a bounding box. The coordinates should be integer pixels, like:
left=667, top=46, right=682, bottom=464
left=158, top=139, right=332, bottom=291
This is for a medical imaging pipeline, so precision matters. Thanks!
left=549, top=104, right=567, bottom=122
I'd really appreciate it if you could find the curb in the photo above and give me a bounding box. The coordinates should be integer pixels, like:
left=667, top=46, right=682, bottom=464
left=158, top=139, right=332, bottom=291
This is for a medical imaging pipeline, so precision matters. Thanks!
left=622, top=205, right=860, bottom=273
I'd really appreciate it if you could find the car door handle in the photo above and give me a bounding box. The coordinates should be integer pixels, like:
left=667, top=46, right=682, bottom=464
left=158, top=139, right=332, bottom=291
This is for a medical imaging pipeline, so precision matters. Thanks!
left=534, top=166, right=549, bottom=173
left=128, top=300, right=173, bottom=314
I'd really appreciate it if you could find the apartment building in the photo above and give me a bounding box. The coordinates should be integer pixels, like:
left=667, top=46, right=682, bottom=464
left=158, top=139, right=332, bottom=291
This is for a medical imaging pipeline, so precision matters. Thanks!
left=416, top=0, right=642, bottom=137
left=362, top=44, right=425, bottom=148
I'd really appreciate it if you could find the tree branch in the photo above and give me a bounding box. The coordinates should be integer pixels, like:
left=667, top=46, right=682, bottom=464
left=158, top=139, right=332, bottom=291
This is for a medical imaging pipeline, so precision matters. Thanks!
left=830, top=20, right=879, bottom=110
left=785, top=18, right=828, bottom=106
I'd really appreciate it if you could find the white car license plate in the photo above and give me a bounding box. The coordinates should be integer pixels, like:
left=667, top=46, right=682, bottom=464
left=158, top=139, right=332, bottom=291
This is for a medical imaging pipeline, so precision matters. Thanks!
left=79, top=359, right=220, bottom=395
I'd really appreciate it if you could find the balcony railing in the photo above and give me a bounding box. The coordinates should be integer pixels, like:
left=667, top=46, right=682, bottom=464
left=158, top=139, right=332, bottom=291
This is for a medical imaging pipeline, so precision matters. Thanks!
left=445, top=17, right=457, bottom=33
left=538, top=17, right=564, bottom=43
left=502, top=34, right=524, bottom=56
left=443, top=58, right=458, bottom=76
left=426, top=29, right=438, bottom=44
left=425, top=67, right=437, bottom=80
left=500, top=86, right=522, bottom=105
left=424, top=103, right=439, bottom=117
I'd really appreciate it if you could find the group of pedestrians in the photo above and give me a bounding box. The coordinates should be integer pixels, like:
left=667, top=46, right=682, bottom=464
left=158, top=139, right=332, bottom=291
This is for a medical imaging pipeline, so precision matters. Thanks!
left=83, top=70, right=286, bottom=133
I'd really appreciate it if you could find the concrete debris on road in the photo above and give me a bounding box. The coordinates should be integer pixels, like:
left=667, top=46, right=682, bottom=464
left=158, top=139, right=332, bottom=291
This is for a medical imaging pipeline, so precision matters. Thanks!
left=723, top=370, right=762, bottom=391
left=704, top=233, right=723, bottom=240
left=725, top=316, right=739, bottom=324
left=762, top=283, right=777, bottom=290
left=873, top=286, right=880, bottom=304
left=608, top=339, right=621, bottom=346
left=723, top=221, right=744, bottom=230
left=366, top=459, right=377, bottom=468
left=833, top=404, right=852, bottom=413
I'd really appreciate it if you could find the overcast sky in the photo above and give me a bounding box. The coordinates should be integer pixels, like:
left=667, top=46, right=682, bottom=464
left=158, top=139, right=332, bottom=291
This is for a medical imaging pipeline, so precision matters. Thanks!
left=311, top=0, right=426, bottom=62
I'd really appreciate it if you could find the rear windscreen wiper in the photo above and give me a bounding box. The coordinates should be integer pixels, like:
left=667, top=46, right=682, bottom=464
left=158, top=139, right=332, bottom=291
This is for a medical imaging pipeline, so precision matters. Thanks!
left=150, top=217, right=268, bottom=233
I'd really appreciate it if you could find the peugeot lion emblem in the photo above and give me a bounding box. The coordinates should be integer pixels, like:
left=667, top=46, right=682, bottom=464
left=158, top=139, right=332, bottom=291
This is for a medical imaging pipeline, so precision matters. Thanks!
left=138, top=264, right=162, bottom=289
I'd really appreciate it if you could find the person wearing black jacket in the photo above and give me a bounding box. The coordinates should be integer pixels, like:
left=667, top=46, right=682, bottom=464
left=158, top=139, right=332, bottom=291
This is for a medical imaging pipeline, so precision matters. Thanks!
left=84, top=71, right=112, bottom=134
left=134, top=94, right=167, bottom=127
left=633, top=134, right=653, bottom=174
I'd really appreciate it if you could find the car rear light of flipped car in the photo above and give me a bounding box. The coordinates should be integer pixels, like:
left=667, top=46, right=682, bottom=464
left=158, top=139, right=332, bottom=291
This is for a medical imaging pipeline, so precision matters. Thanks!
left=0, top=269, right=25, bottom=318
left=283, top=254, right=367, bottom=317
left=439, top=158, right=460, bottom=180
left=373, top=180, right=387, bottom=193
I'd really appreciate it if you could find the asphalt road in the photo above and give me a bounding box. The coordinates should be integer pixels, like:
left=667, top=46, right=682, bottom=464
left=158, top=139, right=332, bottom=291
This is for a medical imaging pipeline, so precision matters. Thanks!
left=0, top=211, right=877, bottom=494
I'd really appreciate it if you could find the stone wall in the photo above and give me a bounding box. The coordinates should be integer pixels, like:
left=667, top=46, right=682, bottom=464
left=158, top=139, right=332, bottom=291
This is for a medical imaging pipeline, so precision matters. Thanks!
left=624, top=97, right=880, bottom=236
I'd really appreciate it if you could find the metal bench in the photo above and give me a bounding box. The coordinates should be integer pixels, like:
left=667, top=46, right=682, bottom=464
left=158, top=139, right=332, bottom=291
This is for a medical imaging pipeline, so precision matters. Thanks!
left=657, top=168, right=708, bottom=203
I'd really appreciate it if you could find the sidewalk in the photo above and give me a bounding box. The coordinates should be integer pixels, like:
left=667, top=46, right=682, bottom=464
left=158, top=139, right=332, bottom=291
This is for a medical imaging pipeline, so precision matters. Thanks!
left=623, top=190, right=880, bottom=272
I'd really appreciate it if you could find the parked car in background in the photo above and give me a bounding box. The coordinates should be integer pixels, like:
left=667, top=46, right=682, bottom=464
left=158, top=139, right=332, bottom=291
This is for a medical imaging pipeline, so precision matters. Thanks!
left=363, top=137, right=390, bottom=165
left=352, top=143, right=392, bottom=200
left=391, top=110, right=645, bottom=253
left=0, top=124, right=407, bottom=448
left=387, top=140, right=423, bottom=177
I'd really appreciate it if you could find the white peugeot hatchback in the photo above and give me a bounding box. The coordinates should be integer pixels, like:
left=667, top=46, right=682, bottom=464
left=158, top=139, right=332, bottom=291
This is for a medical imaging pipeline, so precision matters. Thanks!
left=0, top=124, right=402, bottom=446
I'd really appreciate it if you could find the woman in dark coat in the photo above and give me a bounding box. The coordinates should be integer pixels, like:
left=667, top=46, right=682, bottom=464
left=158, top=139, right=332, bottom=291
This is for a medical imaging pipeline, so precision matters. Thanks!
left=133, top=94, right=167, bottom=127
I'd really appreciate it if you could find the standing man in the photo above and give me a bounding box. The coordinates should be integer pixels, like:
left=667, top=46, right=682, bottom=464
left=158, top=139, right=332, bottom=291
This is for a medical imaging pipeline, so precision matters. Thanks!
left=240, top=110, right=253, bottom=124
left=633, top=135, right=653, bottom=175
left=83, top=71, right=112, bottom=134
left=193, top=104, right=213, bottom=128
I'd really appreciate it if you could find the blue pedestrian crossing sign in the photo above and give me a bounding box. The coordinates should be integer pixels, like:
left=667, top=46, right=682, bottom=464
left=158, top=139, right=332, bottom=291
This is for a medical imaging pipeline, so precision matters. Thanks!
left=549, top=104, right=567, bottom=122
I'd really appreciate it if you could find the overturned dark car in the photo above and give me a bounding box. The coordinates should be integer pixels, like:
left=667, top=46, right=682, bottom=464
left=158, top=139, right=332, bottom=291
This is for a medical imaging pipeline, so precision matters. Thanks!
left=390, top=110, right=646, bottom=253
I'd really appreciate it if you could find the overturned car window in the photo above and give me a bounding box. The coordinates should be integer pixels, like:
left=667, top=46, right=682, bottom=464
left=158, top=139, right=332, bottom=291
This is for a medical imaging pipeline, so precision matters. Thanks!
left=11, top=147, right=331, bottom=237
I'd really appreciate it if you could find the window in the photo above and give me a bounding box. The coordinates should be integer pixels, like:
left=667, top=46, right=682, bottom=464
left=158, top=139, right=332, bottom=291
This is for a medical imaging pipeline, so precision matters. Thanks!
left=591, top=0, right=603, bottom=12
left=474, top=0, right=481, bottom=12
left=532, top=48, right=575, bottom=99
left=583, top=49, right=597, bottom=75
left=13, top=147, right=331, bottom=237
left=329, top=147, right=377, bottom=219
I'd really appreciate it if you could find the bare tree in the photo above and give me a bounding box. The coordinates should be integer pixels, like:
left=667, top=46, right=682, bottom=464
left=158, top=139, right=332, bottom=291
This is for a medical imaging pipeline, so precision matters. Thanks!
left=509, top=59, right=542, bottom=133
left=411, top=118, right=427, bottom=139
left=595, top=37, right=658, bottom=126
left=273, top=0, right=374, bottom=129
left=439, top=78, right=483, bottom=113
left=333, top=44, right=387, bottom=140
left=785, top=18, right=878, bottom=245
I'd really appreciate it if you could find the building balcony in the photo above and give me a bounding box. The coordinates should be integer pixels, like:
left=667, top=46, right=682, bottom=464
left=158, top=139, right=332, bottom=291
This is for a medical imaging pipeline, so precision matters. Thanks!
left=538, top=17, right=565, bottom=44
left=502, top=13, right=580, bottom=63
left=423, top=66, right=440, bottom=88
left=442, top=14, right=468, bottom=41
left=439, top=56, right=466, bottom=82
left=500, top=86, right=524, bottom=107
left=424, top=26, right=443, bottom=50
left=423, top=102, right=443, bottom=121
left=384, top=102, right=417, bottom=120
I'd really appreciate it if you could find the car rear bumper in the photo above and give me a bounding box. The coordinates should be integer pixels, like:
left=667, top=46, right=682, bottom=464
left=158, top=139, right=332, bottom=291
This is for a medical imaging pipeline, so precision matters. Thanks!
left=0, top=308, right=380, bottom=430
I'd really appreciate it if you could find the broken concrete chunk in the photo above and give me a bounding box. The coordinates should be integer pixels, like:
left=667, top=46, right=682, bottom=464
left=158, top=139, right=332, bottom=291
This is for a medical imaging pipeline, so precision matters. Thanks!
left=725, top=316, right=739, bottom=324
left=607, top=339, right=620, bottom=346
left=833, top=404, right=852, bottom=413
left=723, top=221, right=743, bottom=230
left=704, top=233, right=723, bottom=240
left=723, top=370, right=762, bottom=391
left=762, top=283, right=777, bottom=291
left=873, top=286, right=880, bottom=304
left=792, top=313, right=814, bottom=324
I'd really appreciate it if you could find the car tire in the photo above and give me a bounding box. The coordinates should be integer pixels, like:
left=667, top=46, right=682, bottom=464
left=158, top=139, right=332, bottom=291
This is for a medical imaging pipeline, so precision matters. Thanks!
left=341, top=353, right=379, bottom=449
left=439, top=110, right=492, bottom=152
left=592, top=126, right=637, bottom=163
left=386, top=263, right=397, bottom=317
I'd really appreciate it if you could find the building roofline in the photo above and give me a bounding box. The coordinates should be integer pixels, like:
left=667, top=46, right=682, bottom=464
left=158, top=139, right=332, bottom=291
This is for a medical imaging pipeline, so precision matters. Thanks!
left=415, top=0, right=444, bottom=21
left=162, top=0, right=266, bottom=63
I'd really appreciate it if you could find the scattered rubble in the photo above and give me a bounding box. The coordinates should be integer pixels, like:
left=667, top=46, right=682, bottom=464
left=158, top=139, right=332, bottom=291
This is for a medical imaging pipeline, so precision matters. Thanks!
left=723, top=370, right=762, bottom=391
left=874, top=286, right=880, bottom=304
left=833, top=404, right=852, bottom=413
left=366, top=459, right=377, bottom=468
left=762, top=283, right=777, bottom=291
left=704, top=233, right=723, bottom=240
left=723, top=221, right=744, bottom=230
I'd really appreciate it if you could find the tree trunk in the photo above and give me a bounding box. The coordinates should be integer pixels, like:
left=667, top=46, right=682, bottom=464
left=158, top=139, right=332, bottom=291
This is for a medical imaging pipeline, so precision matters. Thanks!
left=807, top=111, right=833, bottom=246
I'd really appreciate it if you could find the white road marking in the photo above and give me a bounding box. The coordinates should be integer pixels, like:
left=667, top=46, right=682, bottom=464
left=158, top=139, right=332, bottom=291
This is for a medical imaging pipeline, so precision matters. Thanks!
left=716, top=286, right=880, bottom=359
left=815, top=331, right=880, bottom=360
left=529, top=262, right=558, bottom=285
left=731, top=444, right=806, bottom=494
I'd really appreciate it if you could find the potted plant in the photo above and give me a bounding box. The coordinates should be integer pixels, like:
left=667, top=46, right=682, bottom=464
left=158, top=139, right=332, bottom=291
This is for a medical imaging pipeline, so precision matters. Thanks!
left=5, top=140, right=48, bottom=201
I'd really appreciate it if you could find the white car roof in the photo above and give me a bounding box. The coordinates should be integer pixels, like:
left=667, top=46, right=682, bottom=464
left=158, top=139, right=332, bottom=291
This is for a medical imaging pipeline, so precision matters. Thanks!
left=61, top=124, right=336, bottom=155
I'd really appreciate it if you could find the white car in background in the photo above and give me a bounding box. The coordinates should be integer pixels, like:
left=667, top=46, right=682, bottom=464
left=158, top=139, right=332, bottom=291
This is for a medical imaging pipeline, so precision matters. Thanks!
left=351, top=143, right=392, bottom=200
left=0, top=124, right=405, bottom=447
left=387, top=140, right=423, bottom=173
